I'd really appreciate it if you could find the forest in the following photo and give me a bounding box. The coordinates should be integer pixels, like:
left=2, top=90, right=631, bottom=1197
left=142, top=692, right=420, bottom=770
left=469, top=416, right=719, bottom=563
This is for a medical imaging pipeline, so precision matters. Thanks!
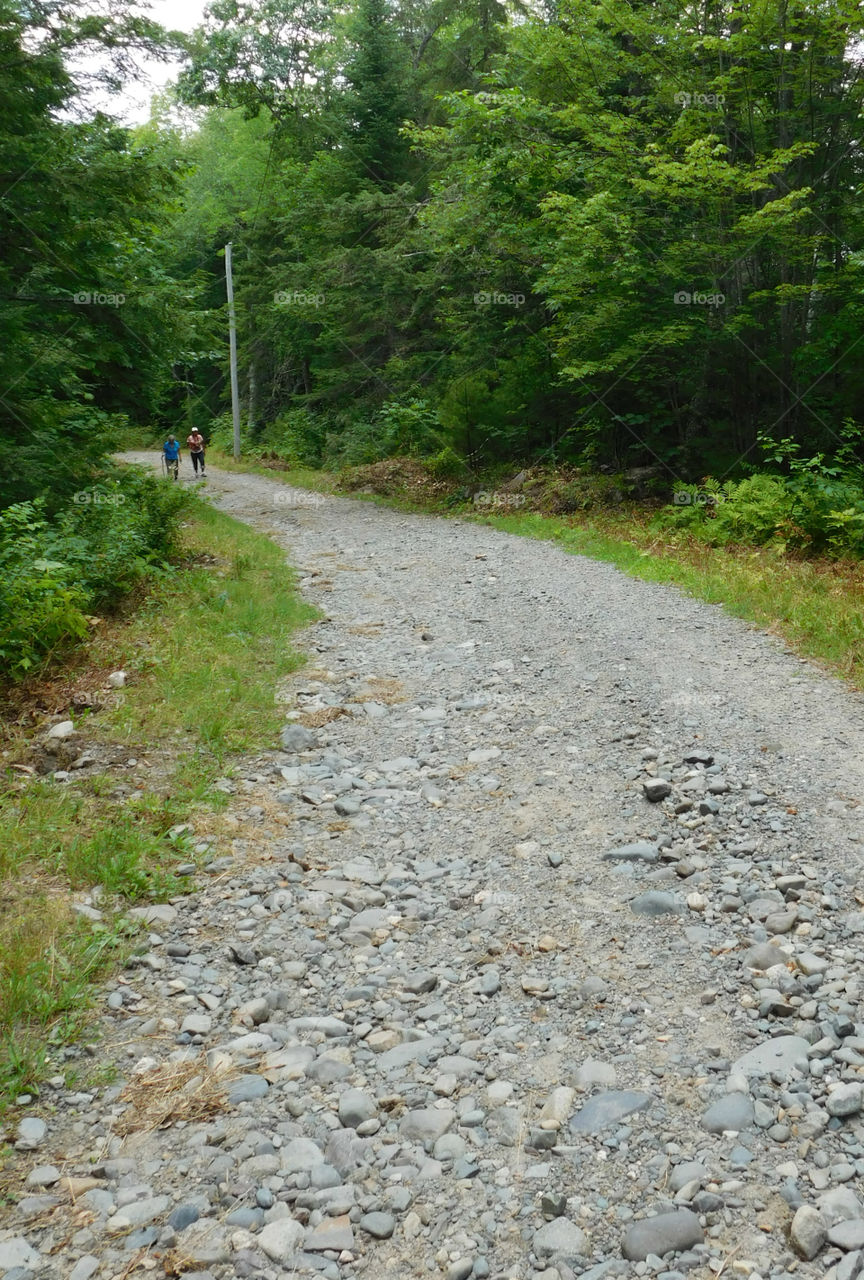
left=3, top=0, right=864, bottom=672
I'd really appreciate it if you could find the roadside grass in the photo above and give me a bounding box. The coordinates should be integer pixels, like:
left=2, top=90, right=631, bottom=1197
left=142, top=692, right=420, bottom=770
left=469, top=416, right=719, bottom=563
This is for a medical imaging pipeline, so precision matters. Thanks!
left=0, top=499, right=314, bottom=1103
left=207, top=449, right=338, bottom=496
left=103, top=501, right=315, bottom=752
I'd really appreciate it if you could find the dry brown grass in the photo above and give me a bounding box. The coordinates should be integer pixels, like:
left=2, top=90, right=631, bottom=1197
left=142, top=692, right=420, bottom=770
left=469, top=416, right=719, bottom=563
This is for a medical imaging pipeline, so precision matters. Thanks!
left=113, top=1056, right=236, bottom=1136
left=299, top=706, right=352, bottom=727
left=352, top=677, right=406, bottom=705
left=346, top=622, right=384, bottom=636
left=337, top=456, right=454, bottom=499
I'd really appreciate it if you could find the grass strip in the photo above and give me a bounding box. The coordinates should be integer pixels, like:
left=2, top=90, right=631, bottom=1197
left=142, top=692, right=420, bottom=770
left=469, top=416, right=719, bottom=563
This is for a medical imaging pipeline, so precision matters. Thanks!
left=206, top=448, right=338, bottom=496
left=0, top=498, right=314, bottom=1103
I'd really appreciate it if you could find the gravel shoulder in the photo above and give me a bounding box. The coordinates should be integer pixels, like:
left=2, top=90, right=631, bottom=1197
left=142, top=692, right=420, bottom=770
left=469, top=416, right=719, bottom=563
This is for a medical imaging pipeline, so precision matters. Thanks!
left=5, top=455, right=864, bottom=1280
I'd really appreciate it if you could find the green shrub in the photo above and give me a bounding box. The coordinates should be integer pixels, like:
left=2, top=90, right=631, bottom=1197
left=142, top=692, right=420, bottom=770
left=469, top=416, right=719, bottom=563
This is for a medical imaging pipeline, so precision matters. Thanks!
left=50, top=468, right=189, bottom=607
left=426, top=446, right=468, bottom=479
left=377, top=399, right=446, bottom=456
left=321, top=398, right=446, bottom=468
left=0, top=502, right=89, bottom=675
left=656, top=471, right=864, bottom=557
left=709, top=474, right=791, bottom=545
left=207, top=413, right=239, bottom=454
left=256, top=409, right=326, bottom=467
left=782, top=475, right=864, bottom=555
left=0, top=469, right=190, bottom=678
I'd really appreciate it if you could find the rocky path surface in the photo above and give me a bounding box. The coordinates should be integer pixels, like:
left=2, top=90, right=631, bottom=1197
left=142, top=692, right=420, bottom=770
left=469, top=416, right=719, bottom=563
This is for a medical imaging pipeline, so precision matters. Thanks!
left=6, top=459, right=864, bottom=1280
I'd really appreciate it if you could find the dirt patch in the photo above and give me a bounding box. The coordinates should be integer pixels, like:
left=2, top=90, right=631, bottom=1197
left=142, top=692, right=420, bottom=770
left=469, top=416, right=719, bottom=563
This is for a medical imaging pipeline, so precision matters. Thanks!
left=334, top=457, right=667, bottom=514
left=337, top=457, right=454, bottom=500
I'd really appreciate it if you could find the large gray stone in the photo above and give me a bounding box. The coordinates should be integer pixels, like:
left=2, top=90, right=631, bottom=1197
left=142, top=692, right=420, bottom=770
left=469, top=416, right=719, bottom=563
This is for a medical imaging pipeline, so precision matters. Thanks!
left=173, top=1220, right=229, bottom=1266
left=306, top=1053, right=352, bottom=1085
left=18, top=1193, right=59, bottom=1216
left=602, top=841, right=659, bottom=863
left=404, top=971, right=438, bottom=994
left=285, top=1015, right=348, bottom=1037
left=227, top=1075, right=269, bottom=1104
left=701, top=1092, right=754, bottom=1133
left=359, top=1211, right=396, bottom=1239
left=47, top=720, right=75, bottom=739
left=108, top=1195, right=171, bottom=1229
left=305, top=1214, right=355, bottom=1252
left=128, top=903, right=177, bottom=925
left=731, top=1036, right=810, bottom=1079
left=281, top=1138, right=326, bottom=1174
left=69, top=1259, right=100, bottom=1280
left=817, top=1187, right=864, bottom=1225
left=642, top=780, right=672, bottom=802
left=377, top=1036, right=446, bottom=1071
left=741, top=942, right=789, bottom=970
left=345, top=908, right=390, bottom=935
left=400, top=1108, right=455, bottom=1144
left=569, top=1091, right=652, bottom=1134
left=325, top=1129, right=373, bottom=1174
left=487, top=1107, right=523, bottom=1146
left=576, top=1265, right=629, bottom=1280
left=669, top=1161, right=709, bottom=1193
left=338, top=1088, right=377, bottom=1128
left=15, top=1118, right=46, bottom=1151
left=532, top=1217, right=588, bottom=1259
left=827, top=1084, right=863, bottom=1118
left=281, top=724, right=318, bottom=752
left=260, top=1045, right=315, bottom=1081
left=125, top=1228, right=159, bottom=1251
left=838, top=1252, right=864, bottom=1280
left=338, top=859, right=387, bottom=885
left=434, top=1133, right=467, bottom=1161
left=169, top=1204, right=200, bottom=1232
left=630, top=892, right=682, bottom=917
left=258, top=1219, right=305, bottom=1262
left=0, top=1238, right=41, bottom=1271
left=830, top=1221, right=864, bottom=1251
left=180, top=1013, right=211, bottom=1036
left=576, top=1059, right=617, bottom=1088
left=790, top=1205, right=827, bottom=1260
left=622, top=1209, right=704, bottom=1260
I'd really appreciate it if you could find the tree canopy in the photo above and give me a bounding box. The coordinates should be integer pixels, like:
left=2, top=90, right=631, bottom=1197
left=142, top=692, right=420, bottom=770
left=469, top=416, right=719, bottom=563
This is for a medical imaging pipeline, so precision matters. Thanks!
left=3, top=0, right=864, bottom=498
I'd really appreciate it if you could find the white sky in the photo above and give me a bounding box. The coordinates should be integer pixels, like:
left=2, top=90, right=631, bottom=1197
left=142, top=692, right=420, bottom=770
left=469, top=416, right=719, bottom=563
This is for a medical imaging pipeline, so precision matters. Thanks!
left=99, top=0, right=209, bottom=124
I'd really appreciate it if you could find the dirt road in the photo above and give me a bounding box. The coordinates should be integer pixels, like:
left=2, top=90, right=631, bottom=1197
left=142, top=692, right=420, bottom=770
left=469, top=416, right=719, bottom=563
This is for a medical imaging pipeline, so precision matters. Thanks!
left=7, top=456, right=864, bottom=1280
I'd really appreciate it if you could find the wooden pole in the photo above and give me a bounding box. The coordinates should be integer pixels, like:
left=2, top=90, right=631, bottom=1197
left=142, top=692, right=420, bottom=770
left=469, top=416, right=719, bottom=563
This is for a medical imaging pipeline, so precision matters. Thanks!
left=225, top=242, right=241, bottom=460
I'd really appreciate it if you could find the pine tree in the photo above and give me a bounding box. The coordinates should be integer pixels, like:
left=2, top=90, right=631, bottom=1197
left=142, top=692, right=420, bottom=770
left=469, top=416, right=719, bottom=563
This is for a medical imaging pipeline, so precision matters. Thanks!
left=344, top=0, right=411, bottom=186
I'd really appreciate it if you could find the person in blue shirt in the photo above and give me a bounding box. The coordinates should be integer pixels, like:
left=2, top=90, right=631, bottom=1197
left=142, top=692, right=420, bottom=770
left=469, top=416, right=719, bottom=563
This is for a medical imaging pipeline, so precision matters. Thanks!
left=162, top=436, right=181, bottom=480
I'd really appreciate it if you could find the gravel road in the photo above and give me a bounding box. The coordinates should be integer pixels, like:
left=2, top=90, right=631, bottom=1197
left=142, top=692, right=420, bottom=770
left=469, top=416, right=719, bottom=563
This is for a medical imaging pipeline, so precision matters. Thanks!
left=7, top=457, right=864, bottom=1280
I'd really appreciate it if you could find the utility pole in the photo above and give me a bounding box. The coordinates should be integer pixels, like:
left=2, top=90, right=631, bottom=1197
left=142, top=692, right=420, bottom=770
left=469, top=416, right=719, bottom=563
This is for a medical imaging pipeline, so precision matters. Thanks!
left=225, top=242, right=241, bottom=461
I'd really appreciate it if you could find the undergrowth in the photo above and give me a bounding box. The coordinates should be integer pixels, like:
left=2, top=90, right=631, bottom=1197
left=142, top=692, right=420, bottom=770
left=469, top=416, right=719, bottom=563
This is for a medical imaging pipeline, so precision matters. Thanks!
left=0, top=497, right=315, bottom=1103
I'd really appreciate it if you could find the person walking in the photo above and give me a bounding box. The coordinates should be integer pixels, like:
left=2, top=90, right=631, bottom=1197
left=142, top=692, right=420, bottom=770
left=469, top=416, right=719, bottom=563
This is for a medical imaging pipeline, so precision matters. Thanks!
left=187, top=429, right=206, bottom=477
left=162, top=435, right=181, bottom=480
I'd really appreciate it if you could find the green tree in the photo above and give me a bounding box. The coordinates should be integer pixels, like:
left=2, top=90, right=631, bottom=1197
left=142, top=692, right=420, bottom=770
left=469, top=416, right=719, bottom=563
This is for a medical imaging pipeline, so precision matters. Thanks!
left=166, top=0, right=864, bottom=477
left=344, top=0, right=412, bottom=185
left=0, top=0, right=187, bottom=506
